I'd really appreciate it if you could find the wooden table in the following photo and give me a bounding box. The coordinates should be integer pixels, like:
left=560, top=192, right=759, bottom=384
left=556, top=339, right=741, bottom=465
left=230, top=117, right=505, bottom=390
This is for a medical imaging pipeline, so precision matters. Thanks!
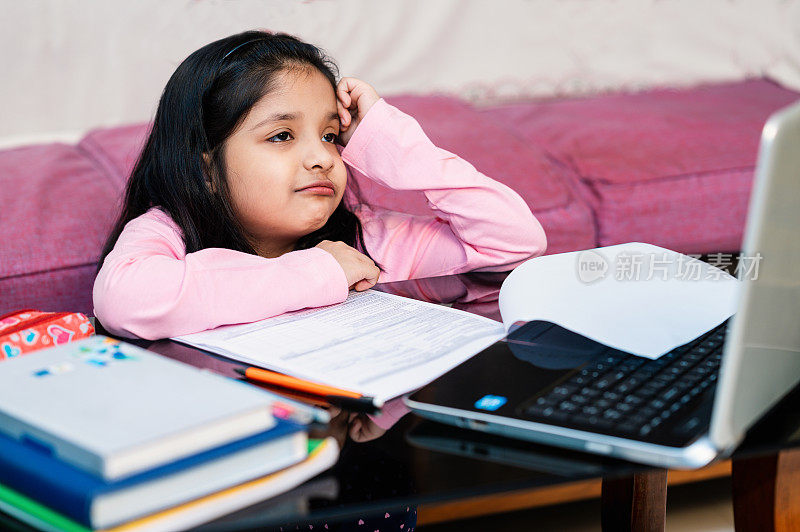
left=144, top=331, right=800, bottom=532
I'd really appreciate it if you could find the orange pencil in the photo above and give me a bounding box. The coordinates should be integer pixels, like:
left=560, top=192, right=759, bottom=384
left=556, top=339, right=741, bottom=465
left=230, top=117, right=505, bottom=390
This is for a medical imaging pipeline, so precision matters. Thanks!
left=235, top=366, right=363, bottom=399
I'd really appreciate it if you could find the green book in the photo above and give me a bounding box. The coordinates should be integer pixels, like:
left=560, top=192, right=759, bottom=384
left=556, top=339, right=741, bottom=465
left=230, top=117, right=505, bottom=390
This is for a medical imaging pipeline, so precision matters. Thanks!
left=0, top=482, right=89, bottom=532
left=0, top=439, right=330, bottom=532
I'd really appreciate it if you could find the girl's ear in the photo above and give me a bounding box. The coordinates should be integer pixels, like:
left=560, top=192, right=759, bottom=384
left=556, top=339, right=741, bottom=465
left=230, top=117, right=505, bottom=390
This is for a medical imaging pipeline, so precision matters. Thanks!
left=202, top=152, right=217, bottom=194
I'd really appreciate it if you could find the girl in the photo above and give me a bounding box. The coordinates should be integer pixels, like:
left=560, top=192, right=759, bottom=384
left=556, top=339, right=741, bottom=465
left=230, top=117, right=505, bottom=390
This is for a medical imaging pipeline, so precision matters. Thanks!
left=94, top=29, right=546, bottom=342
left=93, top=30, right=545, bottom=531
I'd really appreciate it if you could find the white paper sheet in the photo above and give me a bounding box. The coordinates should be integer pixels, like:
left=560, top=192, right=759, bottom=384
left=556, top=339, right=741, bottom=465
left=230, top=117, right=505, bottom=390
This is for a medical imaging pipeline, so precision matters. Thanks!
left=174, top=290, right=504, bottom=402
left=498, top=243, right=740, bottom=359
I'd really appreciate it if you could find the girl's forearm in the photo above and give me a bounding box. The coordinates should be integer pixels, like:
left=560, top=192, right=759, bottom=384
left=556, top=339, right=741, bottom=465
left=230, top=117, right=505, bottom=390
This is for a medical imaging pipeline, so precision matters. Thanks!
left=342, top=99, right=547, bottom=281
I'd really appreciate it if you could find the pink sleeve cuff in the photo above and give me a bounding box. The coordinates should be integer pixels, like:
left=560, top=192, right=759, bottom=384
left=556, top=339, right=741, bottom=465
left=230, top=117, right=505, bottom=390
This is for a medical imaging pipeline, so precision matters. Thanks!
left=368, top=396, right=411, bottom=430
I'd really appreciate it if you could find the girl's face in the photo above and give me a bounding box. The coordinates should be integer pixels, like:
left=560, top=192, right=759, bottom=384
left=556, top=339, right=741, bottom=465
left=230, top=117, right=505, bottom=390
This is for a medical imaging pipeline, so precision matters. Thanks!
left=222, top=66, right=347, bottom=257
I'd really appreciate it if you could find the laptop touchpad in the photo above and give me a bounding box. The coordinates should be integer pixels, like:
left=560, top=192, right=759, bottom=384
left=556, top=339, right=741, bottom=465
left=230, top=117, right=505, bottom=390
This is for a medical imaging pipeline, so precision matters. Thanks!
left=507, top=321, right=607, bottom=370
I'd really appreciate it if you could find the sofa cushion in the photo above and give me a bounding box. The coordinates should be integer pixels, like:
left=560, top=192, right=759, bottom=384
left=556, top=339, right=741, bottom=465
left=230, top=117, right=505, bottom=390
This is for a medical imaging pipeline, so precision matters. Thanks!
left=79, top=96, right=597, bottom=255
left=0, top=144, right=120, bottom=314
left=78, top=123, right=150, bottom=189
left=484, top=79, right=800, bottom=253
left=375, top=95, right=596, bottom=254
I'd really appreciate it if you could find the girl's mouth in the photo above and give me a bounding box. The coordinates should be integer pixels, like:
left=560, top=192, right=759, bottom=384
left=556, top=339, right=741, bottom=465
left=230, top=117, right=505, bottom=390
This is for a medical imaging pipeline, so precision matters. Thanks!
left=296, top=180, right=336, bottom=196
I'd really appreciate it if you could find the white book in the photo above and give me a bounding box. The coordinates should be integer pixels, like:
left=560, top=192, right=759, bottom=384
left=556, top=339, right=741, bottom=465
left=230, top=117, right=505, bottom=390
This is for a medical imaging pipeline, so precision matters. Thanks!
left=0, top=336, right=276, bottom=480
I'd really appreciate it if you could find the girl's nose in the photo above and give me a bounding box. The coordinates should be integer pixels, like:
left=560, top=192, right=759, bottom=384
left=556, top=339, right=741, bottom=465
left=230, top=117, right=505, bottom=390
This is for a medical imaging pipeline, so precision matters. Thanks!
left=303, top=138, right=335, bottom=172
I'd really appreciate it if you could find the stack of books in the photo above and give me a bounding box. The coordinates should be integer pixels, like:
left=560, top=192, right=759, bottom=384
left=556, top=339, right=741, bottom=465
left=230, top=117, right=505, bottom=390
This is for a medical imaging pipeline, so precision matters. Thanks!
left=0, top=336, right=338, bottom=531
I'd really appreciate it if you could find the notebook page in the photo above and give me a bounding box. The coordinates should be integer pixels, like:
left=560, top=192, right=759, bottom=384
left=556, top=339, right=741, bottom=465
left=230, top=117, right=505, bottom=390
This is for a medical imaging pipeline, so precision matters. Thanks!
left=174, top=290, right=504, bottom=402
left=498, top=243, right=740, bottom=359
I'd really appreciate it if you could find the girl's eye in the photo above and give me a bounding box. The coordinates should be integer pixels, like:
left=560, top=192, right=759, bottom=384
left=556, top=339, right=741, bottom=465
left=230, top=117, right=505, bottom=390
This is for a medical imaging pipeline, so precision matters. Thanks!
left=267, top=131, right=292, bottom=143
left=266, top=132, right=338, bottom=143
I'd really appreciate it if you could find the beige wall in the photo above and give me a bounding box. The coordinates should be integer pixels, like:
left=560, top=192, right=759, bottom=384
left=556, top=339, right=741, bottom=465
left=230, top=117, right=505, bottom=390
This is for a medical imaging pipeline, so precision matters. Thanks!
left=2, top=0, right=799, bottom=147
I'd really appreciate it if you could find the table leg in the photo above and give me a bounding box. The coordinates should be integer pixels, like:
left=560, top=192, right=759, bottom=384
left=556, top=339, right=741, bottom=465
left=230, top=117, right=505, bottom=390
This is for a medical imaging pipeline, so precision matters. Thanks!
left=601, top=469, right=667, bottom=532
left=732, top=448, right=800, bottom=531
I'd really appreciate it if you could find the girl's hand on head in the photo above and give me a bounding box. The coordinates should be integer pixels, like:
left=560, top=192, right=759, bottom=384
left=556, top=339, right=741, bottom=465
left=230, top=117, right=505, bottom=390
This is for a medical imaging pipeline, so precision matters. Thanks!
left=315, top=240, right=380, bottom=291
left=336, top=77, right=380, bottom=146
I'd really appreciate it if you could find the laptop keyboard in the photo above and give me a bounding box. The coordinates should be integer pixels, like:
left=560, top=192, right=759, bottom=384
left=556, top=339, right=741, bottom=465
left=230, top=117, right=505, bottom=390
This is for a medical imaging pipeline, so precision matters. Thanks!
left=523, top=322, right=727, bottom=438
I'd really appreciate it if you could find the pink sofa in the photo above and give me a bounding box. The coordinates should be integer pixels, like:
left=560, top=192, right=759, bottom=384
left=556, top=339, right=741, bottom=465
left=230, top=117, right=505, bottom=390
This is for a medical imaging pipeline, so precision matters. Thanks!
left=1, top=78, right=796, bottom=315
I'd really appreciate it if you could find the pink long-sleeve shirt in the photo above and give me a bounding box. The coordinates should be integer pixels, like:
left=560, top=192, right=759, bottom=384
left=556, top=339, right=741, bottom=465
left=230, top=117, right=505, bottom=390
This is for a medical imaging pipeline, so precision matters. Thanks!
left=93, top=98, right=546, bottom=341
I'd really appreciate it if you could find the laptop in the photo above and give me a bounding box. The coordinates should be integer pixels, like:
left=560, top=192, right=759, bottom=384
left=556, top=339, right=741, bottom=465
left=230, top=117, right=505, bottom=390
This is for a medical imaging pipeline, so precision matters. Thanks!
left=404, top=100, right=800, bottom=469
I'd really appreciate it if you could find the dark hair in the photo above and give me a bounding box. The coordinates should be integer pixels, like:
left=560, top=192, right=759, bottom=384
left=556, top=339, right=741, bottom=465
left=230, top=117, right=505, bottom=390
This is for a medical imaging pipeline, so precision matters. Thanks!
left=98, top=30, right=377, bottom=270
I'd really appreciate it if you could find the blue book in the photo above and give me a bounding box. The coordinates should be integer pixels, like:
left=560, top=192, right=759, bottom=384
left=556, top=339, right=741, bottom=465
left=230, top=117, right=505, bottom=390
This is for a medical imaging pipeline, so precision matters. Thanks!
left=0, top=336, right=279, bottom=481
left=0, top=418, right=307, bottom=529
